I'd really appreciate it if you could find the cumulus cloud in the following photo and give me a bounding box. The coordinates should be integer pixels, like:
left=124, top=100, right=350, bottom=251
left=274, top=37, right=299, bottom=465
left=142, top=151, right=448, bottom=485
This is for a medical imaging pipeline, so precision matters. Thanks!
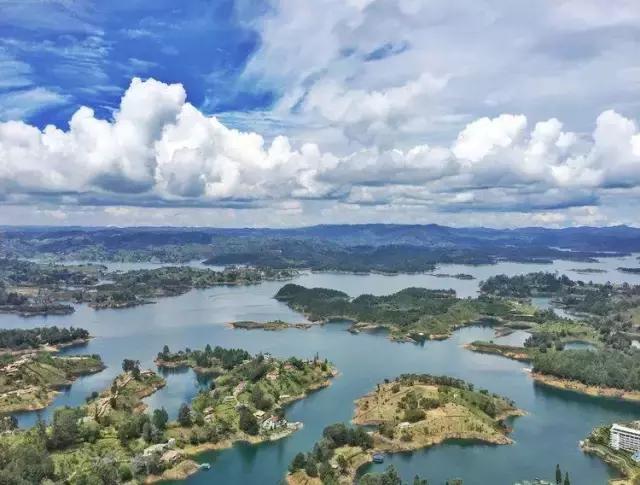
left=1, top=77, right=640, bottom=221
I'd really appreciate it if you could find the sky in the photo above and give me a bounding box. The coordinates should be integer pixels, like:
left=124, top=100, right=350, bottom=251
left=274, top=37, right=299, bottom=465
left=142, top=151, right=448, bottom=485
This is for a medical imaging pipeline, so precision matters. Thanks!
left=0, top=0, right=639, bottom=228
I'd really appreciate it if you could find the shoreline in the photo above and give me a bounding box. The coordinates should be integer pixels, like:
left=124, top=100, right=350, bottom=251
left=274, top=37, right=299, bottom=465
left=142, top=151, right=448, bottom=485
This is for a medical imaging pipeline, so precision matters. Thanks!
left=531, top=372, right=640, bottom=402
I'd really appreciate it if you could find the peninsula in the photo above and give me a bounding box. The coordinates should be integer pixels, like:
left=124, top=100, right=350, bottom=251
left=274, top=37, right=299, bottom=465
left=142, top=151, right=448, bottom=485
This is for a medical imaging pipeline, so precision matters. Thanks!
left=287, top=374, right=522, bottom=485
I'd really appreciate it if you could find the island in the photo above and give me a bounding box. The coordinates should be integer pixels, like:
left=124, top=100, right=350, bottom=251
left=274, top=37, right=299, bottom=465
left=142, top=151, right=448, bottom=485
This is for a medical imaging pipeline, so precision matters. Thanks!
left=274, top=283, right=517, bottom=341
left=287, top=374, right=522, bottom=485
left=0, top=327, right=104, bottom=413
left=618, top=267, right=640, bottom=274
left=229, top=320, right=312, bottom=331
left=0, top=258, right=296, bottom=314
left=569, top=268, right=607, bottom=274
left=429, top=273, right=476, bottom=280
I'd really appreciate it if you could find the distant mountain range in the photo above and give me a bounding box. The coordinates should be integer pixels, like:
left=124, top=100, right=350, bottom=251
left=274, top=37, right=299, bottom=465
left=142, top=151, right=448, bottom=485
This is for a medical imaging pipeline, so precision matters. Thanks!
left=1, top=224, right=639, bottom=272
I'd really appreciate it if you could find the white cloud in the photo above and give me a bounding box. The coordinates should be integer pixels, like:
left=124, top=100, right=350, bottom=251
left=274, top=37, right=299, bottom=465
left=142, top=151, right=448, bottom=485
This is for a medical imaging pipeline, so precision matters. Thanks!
left=1, top=77, right=640, bottom=226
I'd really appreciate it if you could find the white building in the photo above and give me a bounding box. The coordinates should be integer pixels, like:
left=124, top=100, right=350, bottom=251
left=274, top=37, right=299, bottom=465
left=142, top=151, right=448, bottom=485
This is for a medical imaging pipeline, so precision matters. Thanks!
left=610, top=424, right=640, bottom=452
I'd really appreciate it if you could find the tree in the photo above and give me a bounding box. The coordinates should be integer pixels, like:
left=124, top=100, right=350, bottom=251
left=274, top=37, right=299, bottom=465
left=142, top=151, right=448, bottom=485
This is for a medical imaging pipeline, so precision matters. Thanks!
left=238, top=408, right=259, bottom=435
left=556, top=464, right=562, bottom=485
left=305, top=459, right=318, bottom=477
left=337, top=454, right=348, bottom=474
left=358, top=465, right=402, bottom=485
left=142, top=421, right=152, bottom=443
left=122, top=359, right=141, bottom=379
left=152, top=407, right=169, bottom=430
left=48, top=407, right=80, bottom=450
left=178, top=403, right=192, bottom=427
left=289, top=452, right=306, bottom=472
left=564, top=472, right=570, bottom=485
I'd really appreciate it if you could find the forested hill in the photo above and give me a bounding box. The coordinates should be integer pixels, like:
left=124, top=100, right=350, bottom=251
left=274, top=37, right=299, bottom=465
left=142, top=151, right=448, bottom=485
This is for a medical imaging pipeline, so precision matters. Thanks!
left=2, top=224, right=639, bottom=271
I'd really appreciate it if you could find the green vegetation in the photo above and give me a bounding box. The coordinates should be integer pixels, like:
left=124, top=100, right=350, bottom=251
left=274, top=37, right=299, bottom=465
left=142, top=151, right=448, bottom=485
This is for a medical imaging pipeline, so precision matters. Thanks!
left=230, top=320, right=312, bottom=331
left=288, top=375, right=521, bottom=485
left=618, top=267, right=640, bottom=274
left=480, top=272, right=576, bottom=298
left=286, top=422, right=374, bottom=485
left=0, top=352, right=104, bottom=413
left=581, top=425, right=640, bottom=484
left=0, top=326, right=90, bottom=351
left=533, top=349, right=640, bottom=392
left=158, top=345, right=336, bottom=451
left=275, top=284, right=514, bottom=340
left=91, top=266, right=295, bottom=309
left=0, top=366, right=180, bottom=485
left=0, top=258, right=295, bottom=313
left=465, top=341, right=533, bottom=362
left=353, top=374, right=522, bottom=453
left=2, top=225, right=629, bottom=272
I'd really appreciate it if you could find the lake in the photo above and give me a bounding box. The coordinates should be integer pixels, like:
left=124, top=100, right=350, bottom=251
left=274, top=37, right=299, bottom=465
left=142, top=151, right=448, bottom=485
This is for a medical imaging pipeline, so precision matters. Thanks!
left=2, top=256, right=640, bottom=484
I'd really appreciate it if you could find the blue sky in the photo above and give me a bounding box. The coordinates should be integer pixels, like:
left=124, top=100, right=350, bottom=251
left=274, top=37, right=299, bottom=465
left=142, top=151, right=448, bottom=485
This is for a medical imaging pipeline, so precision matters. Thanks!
left=0, top=0, right=639, bottom=227
left=0, top=0, right=273, bottom=126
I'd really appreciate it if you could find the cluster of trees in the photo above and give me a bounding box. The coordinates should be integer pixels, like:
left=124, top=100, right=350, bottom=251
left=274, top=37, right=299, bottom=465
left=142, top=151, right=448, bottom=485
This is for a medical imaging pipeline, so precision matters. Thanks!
left=0, top=282, right=27, bottom=306
left=275, top=284, right=511, bottom=335
left=555, top=464, right=571, bottom=485
left=480, top=272, right=575, bottom=298
left=524, top=333, right=564, bottom=351
left=0, top=326, right=89, bottom=350
left=157, top=344, right=250, bottom=370
left=393, top=374, right=515, bottom=419
left=359, top=465, right=428, bottom=485
left=533, top=349, right=640, bottom=391
left=289, top=423, right=373, bottom=483
left=0, top=258, right=101, bottom=287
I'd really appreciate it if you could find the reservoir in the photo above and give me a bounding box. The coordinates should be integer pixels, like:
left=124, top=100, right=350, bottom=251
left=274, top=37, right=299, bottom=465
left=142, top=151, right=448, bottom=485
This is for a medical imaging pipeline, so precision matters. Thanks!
left=2, top=255, right=640, bottom=484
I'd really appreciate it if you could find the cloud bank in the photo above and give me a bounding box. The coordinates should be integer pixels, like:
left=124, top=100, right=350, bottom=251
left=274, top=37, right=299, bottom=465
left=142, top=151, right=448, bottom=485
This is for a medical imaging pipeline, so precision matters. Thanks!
left=1, top=77, right=639, bottom=221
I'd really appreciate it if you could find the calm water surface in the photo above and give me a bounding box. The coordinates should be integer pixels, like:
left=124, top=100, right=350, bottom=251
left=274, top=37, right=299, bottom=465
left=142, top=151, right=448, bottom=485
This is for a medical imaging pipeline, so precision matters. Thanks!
left=3, top=257, right=640, bottom=484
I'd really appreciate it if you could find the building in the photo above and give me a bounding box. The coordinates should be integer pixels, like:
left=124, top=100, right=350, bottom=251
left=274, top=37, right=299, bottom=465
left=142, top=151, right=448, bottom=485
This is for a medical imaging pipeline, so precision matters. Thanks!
left=610, top=424, right=640, bottom=452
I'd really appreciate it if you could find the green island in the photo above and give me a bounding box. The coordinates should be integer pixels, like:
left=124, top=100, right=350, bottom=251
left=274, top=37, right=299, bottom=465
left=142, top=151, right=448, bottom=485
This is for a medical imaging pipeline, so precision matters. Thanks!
left=229, top=320, right=312, bottom=331
left=618, top=267, right=640, bottom=274
left=274, top=284, right=519, bottom=341
left=286, top=374, right=522, bottom=485
left=0, top=352, right=105, bottom=414
left=428, top=273, right=475, bottom=280
left=580, top=424, right=640, bottom=485
left=467, top=272, right=640, bottom=401
left=0, top=327, right=104, bottom=413
left=0, top=258, right=295, bottom=314
left=0, top=346, right=336, bottom=484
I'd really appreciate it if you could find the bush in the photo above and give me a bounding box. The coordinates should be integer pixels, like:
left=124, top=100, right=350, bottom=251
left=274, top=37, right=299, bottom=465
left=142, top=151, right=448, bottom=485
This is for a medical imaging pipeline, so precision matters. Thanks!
left=403, top=408, right=425, bottom=423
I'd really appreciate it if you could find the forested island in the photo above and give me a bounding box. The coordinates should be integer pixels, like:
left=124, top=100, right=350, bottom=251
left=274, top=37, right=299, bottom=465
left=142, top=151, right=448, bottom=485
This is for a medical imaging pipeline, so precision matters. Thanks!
left=0, top=326, right=91, bottom=353
left=0, top=258, right=295, bottom=314
left=467, top=272, right=640, bottom=400
left=618, top=267, right=640, bottom=274
left=274, top=284, right=516, bottom=341
left=0, top=346, right=337, bottom=484
left=287, top=374, right=522, bottom=485
left=229, top=320, right=312, bottom=331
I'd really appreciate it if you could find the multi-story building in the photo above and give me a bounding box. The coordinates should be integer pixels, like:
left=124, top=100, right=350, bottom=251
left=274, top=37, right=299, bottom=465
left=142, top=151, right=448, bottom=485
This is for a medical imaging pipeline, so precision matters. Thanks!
left=610, top=423, right=640, bottom=452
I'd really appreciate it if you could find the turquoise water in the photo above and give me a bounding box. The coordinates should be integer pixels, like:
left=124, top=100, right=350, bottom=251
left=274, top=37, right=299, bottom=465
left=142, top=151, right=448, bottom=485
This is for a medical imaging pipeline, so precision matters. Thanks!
left=3, top=257, right=640, bottom=484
